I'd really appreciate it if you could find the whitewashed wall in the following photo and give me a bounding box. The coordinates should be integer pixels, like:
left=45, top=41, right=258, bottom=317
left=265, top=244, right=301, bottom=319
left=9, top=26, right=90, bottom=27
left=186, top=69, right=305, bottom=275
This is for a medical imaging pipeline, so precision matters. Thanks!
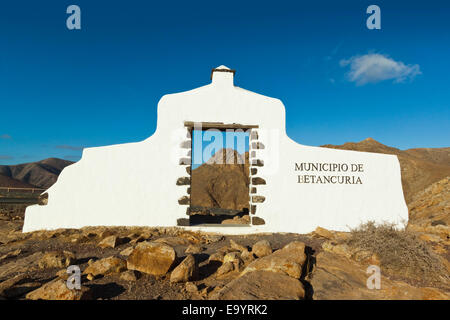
left=23, top=66, right=408, bottom=233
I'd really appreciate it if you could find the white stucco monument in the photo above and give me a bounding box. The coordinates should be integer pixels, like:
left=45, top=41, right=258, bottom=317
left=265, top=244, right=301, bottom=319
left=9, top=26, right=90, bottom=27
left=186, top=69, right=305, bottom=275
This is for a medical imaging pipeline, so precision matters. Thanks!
left=23, top=66, right=408, bottom=234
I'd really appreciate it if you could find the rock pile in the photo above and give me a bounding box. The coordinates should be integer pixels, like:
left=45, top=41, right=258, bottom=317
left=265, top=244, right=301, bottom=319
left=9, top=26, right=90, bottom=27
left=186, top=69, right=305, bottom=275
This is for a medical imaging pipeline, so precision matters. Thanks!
left=0, top=224, right=448, bottom=300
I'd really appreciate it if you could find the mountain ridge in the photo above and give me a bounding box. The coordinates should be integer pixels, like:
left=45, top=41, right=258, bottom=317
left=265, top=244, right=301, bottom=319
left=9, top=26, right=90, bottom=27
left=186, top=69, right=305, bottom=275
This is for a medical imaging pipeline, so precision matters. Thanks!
left=0, top=158, right=74, bottom=189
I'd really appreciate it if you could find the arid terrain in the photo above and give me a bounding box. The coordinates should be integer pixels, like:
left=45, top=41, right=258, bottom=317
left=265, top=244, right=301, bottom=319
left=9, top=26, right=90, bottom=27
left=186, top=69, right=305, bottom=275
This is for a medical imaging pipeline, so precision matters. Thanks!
left=0, top=138, right=448, bottom=300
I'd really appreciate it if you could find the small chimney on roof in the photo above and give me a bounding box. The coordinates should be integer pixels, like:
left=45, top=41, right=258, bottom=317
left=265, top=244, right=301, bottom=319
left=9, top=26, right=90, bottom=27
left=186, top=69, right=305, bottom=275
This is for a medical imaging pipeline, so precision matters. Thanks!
left=211, top=65, right=235, bottom=87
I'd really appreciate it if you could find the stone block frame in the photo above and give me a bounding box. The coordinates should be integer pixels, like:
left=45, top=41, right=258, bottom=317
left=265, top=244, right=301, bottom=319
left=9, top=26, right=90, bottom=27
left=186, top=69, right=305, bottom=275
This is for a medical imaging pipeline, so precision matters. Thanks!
left=176, top=121, right=265, bottom=226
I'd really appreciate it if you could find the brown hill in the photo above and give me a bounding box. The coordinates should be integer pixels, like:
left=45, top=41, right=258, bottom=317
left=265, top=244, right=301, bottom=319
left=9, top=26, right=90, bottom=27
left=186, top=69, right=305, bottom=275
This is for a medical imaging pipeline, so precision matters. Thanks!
left=191, top=149, right=250, bottom=211
left=0, top=158, right=74, bottom=189
left=0, top=174, right=36, bottom=188
left=322, top=138, right=450, bottom=204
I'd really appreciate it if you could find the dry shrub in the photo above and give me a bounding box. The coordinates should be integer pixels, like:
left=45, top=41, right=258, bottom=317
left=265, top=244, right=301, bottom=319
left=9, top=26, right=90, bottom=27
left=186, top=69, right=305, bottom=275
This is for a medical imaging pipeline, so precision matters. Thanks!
left=346, top=221, right=447, bottom=283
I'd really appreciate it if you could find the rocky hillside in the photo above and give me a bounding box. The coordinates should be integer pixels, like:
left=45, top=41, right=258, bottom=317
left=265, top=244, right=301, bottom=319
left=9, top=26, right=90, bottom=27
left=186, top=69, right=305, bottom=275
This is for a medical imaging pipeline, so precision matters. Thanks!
left=0, top=158, right=74, bottom=189
left=191, top=149, right=250, bottom=211
left=0, top=175, right=35, bottom=188
left=322, top=138, right=450, bottom=204
left=0, top=222, right=448, bottom=300
left=408, top=177, right=450, bottom=227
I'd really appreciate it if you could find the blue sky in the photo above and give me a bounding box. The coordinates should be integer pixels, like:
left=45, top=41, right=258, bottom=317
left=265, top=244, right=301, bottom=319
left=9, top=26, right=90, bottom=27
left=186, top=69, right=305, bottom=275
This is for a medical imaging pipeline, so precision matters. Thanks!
left=192, top=130, right=250, bottom=169
left=0, top=0, right=449, bottom=165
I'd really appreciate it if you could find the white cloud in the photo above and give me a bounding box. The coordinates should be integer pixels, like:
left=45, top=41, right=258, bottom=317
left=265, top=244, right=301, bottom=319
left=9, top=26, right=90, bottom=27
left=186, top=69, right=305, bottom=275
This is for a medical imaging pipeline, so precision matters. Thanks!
left=340, top=53, right=421, bottom=85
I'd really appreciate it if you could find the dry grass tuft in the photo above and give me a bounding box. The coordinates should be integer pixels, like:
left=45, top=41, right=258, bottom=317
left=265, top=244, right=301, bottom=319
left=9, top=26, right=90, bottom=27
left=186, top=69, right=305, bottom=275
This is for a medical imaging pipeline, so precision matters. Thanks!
left=346, top=221, right=448, bottom=283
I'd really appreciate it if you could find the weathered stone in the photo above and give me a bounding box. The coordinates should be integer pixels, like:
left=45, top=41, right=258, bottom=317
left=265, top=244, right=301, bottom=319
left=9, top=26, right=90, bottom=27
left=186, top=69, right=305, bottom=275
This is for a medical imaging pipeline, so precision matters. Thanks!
left=242, top=241, right=306, bottom=279
left=217, top=245, right=239, bottom=254
left=250, top=168, right=257, bottom=175
left=38, top=193, right=48, bottom=206
left=0, top=249, right=22, bottom=262
left=205, top=234, right=224, bottom=243
left=0, top=252, right=42, bottom=278
left=251, top=159, right=264, bottom=166
left=178, top=196, right=190, bottom=205
left=431, top=220, right=447, bottom=226
left=251, top=177, right=266, bottom=185
left=56, top=269, right=69, bottom=280
left=333, top=231, right=352, bottom=241
left=250, top=187, right=257, bottom=194
left=223, top=252, right=241, bottom=263
left=83, top=256, right=127, bottom=276
left=120, top=270, right=140, bottom=281
left=129, top=234, right=150, bottom=245
left=185, top=282, right=198, bottom=293
left=176, top=177, right=190, bottom=185
left=311, top=251, right=450, bottom=300
left=252, top=240, right=272, bottom=258
left=170, top=255, right=198, bottom=283
left=120, top=246, right=134, bottom=256
left=26, top=279, right=91, bottom=300
left=2, top=281, right=38, bottom=299
left=222, top=215, right=250, bottom=225
left=229, top=239, right=247, bottom=252
left=251, top=205, right=256, bottom=214
left=185, top=244, right=203, bottom=254
left=314, top=226, right=334, bottom=239
left=177, top=218, right=190, bottom=226
left=154, top=236, right=191, bottom=246
left=70, top=234, right=91, bottom=244
left=211, top=271, right=305, bottom=300
left=180, top=140, right=191, bottom=148
left=38, top=251, right=75, bottom=269
left=208, top=252, right=225, bottom=263
left=98, top=235, right=129, bottom=249
left=0, top=274, right=27, bottom=297
left=321, top=241, right=353, bottom=258
left=224, top=252, right=243, bottom=271
left=240, top=249, right=255, bottom=263
left=179, top=158, right=191, bottom=165
left=127, top=241, right=176, bottom=276
left=250, top=131, right=258, bottom=140
left=353, top=250, right=381, bottom=265
left=200, top=286, right=213, bottom=297
left=408, top=224, right=450, bottom=240
left=251, top=142, right=265, bottom=149
left=98, top=235, right=117, bottom=248
left=217, top=262, right=235, bottom=276
left=252, top=195, right=265, bottom=203
left=419, top=233, right=442, bottom=243
left=96, top=228, right=114, bottom=239
left=251, top=217, right=265, bottom=225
